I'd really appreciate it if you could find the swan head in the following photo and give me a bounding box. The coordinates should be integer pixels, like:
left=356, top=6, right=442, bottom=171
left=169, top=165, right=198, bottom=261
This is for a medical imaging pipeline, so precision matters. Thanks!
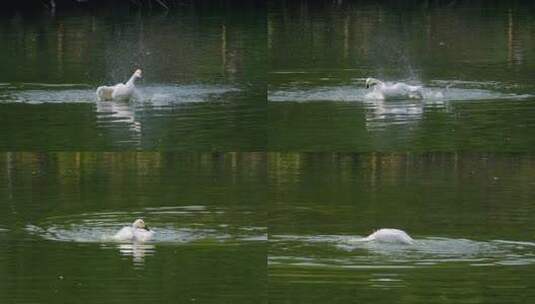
left=132, top=218, right=150, bottom=231
left=133, top=69, right=143, bottom=79
left=365, top=77, right=382, bottom=89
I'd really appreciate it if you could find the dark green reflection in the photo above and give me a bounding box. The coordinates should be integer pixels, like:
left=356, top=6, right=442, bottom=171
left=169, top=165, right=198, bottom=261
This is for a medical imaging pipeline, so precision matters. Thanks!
left=269, top=152, right=535, bottom=237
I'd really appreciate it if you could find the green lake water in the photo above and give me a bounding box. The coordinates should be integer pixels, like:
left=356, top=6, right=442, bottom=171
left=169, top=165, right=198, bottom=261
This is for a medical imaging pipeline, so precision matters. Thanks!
left=3, top=152, right=535, bottom=303
left=2, top=1, right=535, bottom=303
left=269, top=152, right=535, bottom=303
left=0, top=152, right=267, bottom=303
left=0, top=2, right=266, bottom=150
left=268, top=1, right=535, bottom=151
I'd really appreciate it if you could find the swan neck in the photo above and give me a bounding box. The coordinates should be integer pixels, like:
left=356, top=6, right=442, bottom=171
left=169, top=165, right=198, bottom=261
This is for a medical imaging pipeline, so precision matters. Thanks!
left=126, top=73, right=138, bottom=86
left=370, top=78, right=382, bottom=86
left=366, top=78, right=383, bottom=89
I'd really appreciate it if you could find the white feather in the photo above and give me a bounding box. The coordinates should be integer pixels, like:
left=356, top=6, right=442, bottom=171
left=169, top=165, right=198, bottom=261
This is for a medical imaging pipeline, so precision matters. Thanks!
left=96, top=69, right=142, bottom=101
left=113, top=218, right=154, bottom=242
left=361, top=228, right=414, bottom=244
left=365, top=77, right=423, bottom=100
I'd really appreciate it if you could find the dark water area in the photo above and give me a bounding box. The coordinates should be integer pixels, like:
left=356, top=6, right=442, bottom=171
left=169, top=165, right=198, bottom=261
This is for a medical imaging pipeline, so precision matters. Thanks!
left=268, top=1, right=535, bottom=152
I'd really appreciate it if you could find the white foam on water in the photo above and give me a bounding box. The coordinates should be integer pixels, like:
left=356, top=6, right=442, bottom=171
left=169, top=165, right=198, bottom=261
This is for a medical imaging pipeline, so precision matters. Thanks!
left=269, top=81, right=532, bottom=103
left=24, top=206, right=264, bottom=245
left=0, top=83, right=239, bottom=105
left=269, top=234, right=535, bottom=269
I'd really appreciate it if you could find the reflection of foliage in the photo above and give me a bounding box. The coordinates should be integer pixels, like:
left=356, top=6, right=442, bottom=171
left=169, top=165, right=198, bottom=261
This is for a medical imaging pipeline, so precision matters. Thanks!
left=269, top=1, right=535, bottom=81
left=0, top=3, right=266, bottom=151
left=0, top=1, right=266, bottom=85
left=1, top=152, right=267, bottom=222
left=269, top=152, right=535, bottom=238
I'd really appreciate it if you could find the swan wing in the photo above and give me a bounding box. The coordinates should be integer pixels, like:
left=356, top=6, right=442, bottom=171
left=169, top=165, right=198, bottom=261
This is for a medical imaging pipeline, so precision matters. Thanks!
left=133, top=229, right=154, bottom=242
left=113, top=227, right=134, bottom=241
left=111, top=83, right=135, bottom=101
left=365, top=79, right=423, bottom=100
left=379, top=85, right=406, bottom=99
left=389, top=83, right=414, bottom=93
left=373, top=228, right=413, bottom=244
left=378, top=83, right=423, bottom=100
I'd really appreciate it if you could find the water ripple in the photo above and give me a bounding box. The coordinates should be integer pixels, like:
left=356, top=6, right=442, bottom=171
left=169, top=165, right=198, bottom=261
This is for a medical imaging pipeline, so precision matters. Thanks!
left=25, top=206, right=266, bottom=244
left=0, top=83, right=239, bottom=104
left=270, top=234, right=535, bottom=269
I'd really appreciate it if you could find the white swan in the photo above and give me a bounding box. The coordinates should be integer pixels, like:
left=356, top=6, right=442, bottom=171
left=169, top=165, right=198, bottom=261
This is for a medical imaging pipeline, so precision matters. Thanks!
left=113, top=218, right=154, bottom=242
left=365, top=77, right=423, bottom=100
left=361, top=228, right=414, bottom=244
left=96, top=69, right=142, bottom=101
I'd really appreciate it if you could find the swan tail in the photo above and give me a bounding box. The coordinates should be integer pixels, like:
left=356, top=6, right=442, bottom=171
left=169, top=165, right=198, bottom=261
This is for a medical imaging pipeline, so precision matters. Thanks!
left=96, top=86, right=114, bottom=101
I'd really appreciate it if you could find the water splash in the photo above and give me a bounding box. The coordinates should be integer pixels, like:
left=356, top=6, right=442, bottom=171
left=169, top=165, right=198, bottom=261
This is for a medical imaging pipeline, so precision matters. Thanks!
left=0, top=83, right=241, bottom=147
left=24, top=206, right=265, bottom=266
left=269, top=79, right=532, bottom=103
left=0, top=83, right=239, bottom=104
left=269, top=79, right=533, bottom=131
left=24, top=206, right=266, bottom=244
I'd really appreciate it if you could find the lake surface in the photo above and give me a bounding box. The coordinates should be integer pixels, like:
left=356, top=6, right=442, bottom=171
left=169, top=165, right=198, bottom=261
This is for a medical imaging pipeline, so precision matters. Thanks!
left=269, top=152, right=535, bottom=303
left=268, top=1, right=535, bottom=151
left=2, top=152, right=535, bottom=303
left=0, top=2, right=266, bottom=150
left=3, top=1, right=535, bottom=303
left=0, top=152, right=267, bottom=303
